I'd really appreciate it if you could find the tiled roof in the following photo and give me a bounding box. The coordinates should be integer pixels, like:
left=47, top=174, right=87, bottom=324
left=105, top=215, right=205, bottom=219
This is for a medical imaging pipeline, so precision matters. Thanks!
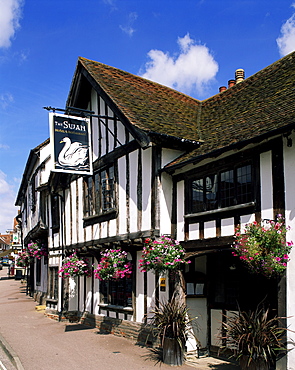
left=77, top=52, right=295, bottom=167
left=168, top=51, right=295, bottom=168
left=78, top=57, right=201, bottom=143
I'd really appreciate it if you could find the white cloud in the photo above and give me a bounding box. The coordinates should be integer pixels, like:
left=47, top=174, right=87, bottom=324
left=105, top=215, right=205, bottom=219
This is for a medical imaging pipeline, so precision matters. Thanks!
left=139, top=33, right=218, bottom=96
left=0, top=170, right=18, bottom=233
left=0, top=92, right=14, bottom=109
left=0, top=0, right=23, bottom=48
left=0, top=144, right=10, bottom=150
left=120, top=12, right=137, bottom=36
left=277, top=3, right=295, bottom=56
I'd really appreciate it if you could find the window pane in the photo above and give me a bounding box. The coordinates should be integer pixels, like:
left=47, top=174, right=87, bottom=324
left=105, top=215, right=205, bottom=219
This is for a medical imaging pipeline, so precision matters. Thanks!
left=237, top=165, right=252, bottom=204
left=220, top=170, right=234, bottom=207
left=192, top=179, right=204, bottom=212
left=205, top=175, right=218, bottom=210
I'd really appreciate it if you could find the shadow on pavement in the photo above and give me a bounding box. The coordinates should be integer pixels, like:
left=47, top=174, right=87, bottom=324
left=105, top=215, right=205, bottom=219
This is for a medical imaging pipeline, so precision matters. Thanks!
left=64, top=323, right=96, bottom=332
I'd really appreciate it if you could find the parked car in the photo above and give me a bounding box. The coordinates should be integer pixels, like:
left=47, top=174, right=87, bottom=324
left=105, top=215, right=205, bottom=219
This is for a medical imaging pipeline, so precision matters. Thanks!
left=2, top=258, right=10, bottom=266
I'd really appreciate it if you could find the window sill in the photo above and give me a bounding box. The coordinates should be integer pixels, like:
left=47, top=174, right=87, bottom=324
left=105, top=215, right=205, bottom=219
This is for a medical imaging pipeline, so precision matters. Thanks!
left=83, top=209, right=117, bottom=226
left=98, top=303, right=133, bottom=313
left=185, top=201, right=255, bottom=219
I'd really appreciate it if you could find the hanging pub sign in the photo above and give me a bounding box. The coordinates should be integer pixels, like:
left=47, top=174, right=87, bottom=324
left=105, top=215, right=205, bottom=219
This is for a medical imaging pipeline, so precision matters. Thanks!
left=49, top=113, right=93, bottom=175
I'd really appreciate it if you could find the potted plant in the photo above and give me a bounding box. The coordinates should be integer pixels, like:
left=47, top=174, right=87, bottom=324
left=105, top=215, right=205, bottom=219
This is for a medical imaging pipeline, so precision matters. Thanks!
left=139, top=236, right=190, bottom=274
left=16, top=250, right=31, bottom=267
left=232, top=215, right=293, bottom=278
left=93, top=248, right=132, bottom=281
left=220, top=305, right=288, bottom=369
left=58, top=252, right=92, bottom=278
left=148, top=294, right=196, bottom=366
left=27, top=242, right=48, bottom=259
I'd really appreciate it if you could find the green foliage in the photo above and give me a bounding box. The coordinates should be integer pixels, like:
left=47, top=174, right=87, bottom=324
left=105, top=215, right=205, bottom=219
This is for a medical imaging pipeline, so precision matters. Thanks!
left=221, top=305, right=288, bottom=367
left=233, top=215, right=293, bottom=277
left=149, top=294, right=195, bottom=348
left=139, top=236, right=190, bottom=274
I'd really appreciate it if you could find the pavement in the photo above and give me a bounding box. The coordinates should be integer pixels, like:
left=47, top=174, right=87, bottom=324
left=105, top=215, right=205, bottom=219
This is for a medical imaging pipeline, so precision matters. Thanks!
left=0, top=267, right=239, bottom=370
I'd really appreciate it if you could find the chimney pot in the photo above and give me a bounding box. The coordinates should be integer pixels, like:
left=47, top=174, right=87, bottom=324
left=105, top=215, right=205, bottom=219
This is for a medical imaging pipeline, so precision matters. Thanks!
left=228, top=79, right=235, bottom=88
left=235, top=69, right=245, bottom=83
left=219, top=86, right=227, bottom=93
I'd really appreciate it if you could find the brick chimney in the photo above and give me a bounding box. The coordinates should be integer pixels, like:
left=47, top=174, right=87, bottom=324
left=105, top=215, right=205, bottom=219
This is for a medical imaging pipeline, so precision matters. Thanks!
left=235, top=69, right=245, bottom=83
left=219, top=86, right=227, bottom=93
left=228, top=79, right=235, bottom=88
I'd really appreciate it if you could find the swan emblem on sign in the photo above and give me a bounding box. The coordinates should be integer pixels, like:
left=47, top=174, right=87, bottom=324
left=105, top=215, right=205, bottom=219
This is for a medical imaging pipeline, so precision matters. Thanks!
left=58, top=137, right=88, bottom=167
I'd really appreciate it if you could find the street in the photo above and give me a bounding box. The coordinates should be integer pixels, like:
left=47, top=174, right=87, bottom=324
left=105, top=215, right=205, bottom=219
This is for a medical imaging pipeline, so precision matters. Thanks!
left=0, top=267, right=238, bottom=370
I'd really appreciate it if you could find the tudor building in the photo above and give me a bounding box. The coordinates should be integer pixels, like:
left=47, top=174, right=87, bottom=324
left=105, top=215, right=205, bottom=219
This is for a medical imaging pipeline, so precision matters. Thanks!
left=16, top=52, right=295, bottom=368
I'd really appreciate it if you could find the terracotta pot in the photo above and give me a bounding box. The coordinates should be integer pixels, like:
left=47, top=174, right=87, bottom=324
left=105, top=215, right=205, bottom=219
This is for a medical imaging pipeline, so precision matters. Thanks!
left=239, top=355, right=270, bottom=370
left=162, top=337, right=184, bottom=366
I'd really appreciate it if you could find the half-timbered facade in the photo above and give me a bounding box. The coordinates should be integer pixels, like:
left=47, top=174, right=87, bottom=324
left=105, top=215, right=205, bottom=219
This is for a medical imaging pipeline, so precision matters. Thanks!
left=16, top=52, right=295, bottom=368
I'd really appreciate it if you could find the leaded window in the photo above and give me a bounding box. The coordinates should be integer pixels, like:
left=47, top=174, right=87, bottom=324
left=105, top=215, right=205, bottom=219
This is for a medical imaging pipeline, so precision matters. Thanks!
left=84, top=165, right=116, bottom=217
left=190, top=164, right=253, bottom=214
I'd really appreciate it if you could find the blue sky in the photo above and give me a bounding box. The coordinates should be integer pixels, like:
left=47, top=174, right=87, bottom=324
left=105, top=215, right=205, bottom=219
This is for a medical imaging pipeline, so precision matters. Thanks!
left=1, top=0, right=295, bottom=233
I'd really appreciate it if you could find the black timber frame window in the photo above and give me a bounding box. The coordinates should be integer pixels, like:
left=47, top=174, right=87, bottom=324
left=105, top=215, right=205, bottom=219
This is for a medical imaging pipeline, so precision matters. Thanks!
left=84, top=164, right=116, bottom=219
left=51, top=194, right=60, bottom=232
left=188, top=163, right=253, bottom=214
left=100, top=276, right=133, bottom=307
left=48, top=266, right=58, bottom=300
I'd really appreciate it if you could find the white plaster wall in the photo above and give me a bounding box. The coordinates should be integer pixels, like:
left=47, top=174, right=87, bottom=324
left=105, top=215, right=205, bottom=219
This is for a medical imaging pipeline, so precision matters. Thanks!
left=240, top=213, right=255, bottom=231
left=211, top=309, right=222, bottom=346
left=187, top=298, right=207, bottom=348
left=146, top=270, right=156, bottom=320
left=71, top=181, right=77, bottom=245
left=141, top=148, right=152, bottom=232
left=77, top=177, right=84, bottom=242
left=93, top=259, right=100, bottom=315
left=189, top=223, right=199, bottom=240
left=118, top=156, right=127, bottom=235
left=129, top=150, right=138, bottom=234
left=204, top=220, right=216, bottom=239
left=283, top=135, right=295, bottom=370
left=85, top=277, right=92, bottom=312
left=117, top=120, right=126, bottom=146
left=221, top=217, right=235, bottom=236
left=64, top=188, right=71, bottom=246
left=260, top=151, right=273, bottom=220
left=91, top=89, right=99, bottom=160
left=176, top=180, right=185, bottom=241
left=160, top=172, right=172, bottom=235
left=136, top=250, right=145, bottom=322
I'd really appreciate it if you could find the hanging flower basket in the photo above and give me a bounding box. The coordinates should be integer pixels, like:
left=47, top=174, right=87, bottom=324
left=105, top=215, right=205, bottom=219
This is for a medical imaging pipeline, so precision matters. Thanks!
left=93, top=249, right=132, bottom=281
left=27, top=242, right=48, bottom=259
left=16, top=250, right=31, bottom=267
left=58, top=252, right=92, bottom=278
left=139, top=236, right=190, bottom=274
left=232, top=215, right=293, bottom=278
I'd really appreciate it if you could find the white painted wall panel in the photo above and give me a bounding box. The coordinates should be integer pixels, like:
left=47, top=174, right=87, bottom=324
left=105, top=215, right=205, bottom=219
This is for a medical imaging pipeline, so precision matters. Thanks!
left=189, top=223, right=199, bottom=240
left=141, top=148, right=152, bottom=232
left=204, top=220, right=216, bottom=239
left=77, top=177, right=84, bottom=242
left=117, top=120, right=126, bottom=146
left=160, top=172, right=172, bottom=236
left=91, top=89, right=99, bottom=161
left=211, top=309, right=222, bottom=346
left=283, top=136, right=295, bottom=370
left=240, top=213, right=255, bottom=231
left=118, top=156, right=127, bottom=235
left=129, top=150, right=138, bottom=234
left=221, top=217, right=234, bottom=236
left=177, top=180, right=185, bottom=241
left=71, top=181, right=77, bottom=245
left=136, top=251, right=145, bottom=323
left=260, top=151, right=273, bottom=220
